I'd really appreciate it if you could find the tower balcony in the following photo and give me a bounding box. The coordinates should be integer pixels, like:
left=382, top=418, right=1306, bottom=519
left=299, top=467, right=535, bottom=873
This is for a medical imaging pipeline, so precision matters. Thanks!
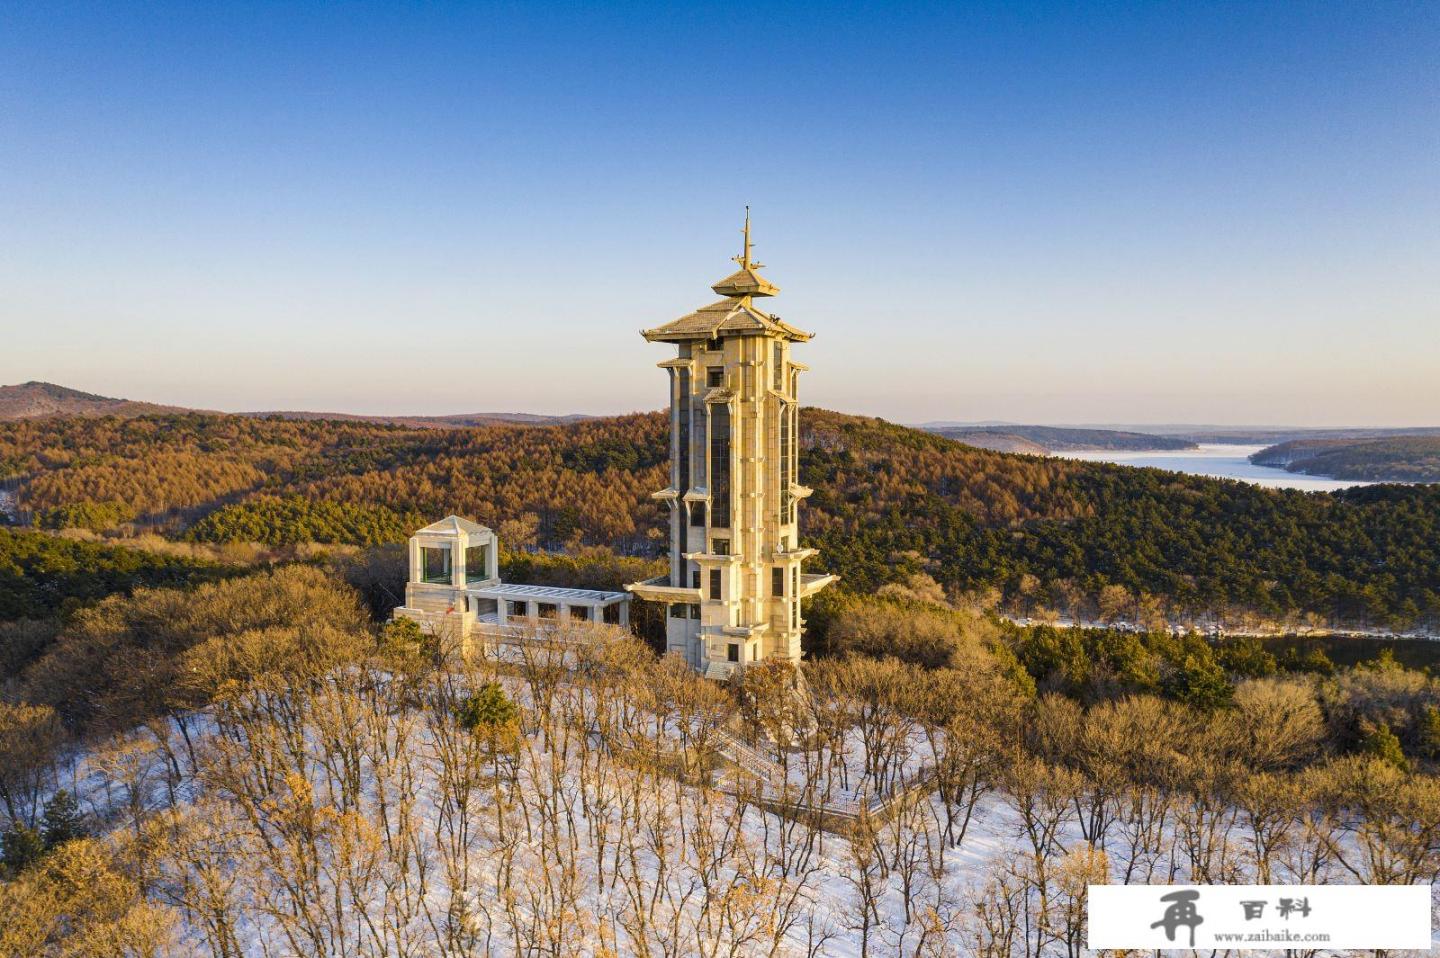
left=718, top=621, right=768, bottom=638
left=773, top=545, right=817, bottom=561
left=625, top=575, right=702, bottom=604
left=799, top=572, right=838, bottom=598
left=684, top=549, right=738, bottom=565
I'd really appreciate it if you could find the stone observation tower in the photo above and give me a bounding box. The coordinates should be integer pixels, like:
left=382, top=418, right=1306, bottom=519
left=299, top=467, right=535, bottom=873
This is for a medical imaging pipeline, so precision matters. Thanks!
left=627, top=212, right=835, bottom=678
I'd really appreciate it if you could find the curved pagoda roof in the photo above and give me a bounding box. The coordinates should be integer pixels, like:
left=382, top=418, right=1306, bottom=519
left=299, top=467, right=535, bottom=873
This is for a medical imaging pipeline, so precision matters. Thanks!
left=642, top=211, right=813, bottom=344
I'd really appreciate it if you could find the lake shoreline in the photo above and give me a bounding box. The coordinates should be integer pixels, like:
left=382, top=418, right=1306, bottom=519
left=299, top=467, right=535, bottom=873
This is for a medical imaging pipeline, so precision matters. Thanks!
left=1055, top=443, right=1378, bottom=492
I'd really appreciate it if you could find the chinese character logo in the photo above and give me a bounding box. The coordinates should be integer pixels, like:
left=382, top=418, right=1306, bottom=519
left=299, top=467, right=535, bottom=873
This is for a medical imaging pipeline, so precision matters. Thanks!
left=1278, top=897, right=1311, bottom=919
left=1152, top=890, right=1204, bottom=946
left=1241, top=900, right=1267, bottom=920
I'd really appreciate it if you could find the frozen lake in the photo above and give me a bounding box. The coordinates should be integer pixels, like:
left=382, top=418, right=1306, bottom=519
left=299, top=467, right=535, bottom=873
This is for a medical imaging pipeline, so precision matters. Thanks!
left=1060, top=444, right=1377, bottom=492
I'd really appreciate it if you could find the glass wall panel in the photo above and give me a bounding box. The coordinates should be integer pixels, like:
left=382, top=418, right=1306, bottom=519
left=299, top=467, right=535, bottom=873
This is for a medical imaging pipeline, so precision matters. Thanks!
left=465, top=544, right=488, bottom=582
left=422, top=546, right=451, bottom=584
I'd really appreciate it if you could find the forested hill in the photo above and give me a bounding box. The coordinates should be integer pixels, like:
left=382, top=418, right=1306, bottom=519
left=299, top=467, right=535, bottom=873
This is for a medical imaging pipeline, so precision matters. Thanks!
left=0, top=381, right=194, bottom=420
left=2, top=410, right=1439, bottom=630
left=1251, top=436, right=1440, bottom=484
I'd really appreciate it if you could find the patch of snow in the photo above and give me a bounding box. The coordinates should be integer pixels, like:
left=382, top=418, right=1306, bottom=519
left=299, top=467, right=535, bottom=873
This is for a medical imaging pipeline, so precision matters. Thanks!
left=37, top=658, right=1440, bottom=957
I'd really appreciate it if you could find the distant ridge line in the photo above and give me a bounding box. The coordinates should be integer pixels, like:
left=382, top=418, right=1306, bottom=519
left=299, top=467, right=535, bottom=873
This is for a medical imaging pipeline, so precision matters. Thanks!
left=0, top=381, right=596, bottom=427
left=238, top=409, right=597, bottom=428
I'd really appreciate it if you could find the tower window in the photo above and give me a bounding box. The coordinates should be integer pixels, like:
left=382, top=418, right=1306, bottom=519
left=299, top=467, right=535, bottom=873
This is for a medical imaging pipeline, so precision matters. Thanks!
left=670, top=604, right=685, bottom=619
left=773, top=342, right=784, bottom=391
left=710, top=404, right=731, bottom=527
left=692, top=400, right=706, bottom=488
left=676, top=369, right=691, bottom=495
left=690, top=502, right=705, bottom=526
left=772, top=567, right=784, bottom=597
left=779, top=401, right=793, bottom=523
left=712, top=538, right=730, bottom=555
left=675, top=368, right=693, bottom=569
left=710, top=569, right=722, bottom=600
left=691, top=570, right=700, bottom=589
left=792, top=567, right=801, bottom=628
left=727, top=643, right=739, bottom=663
left=787, top=404, right=798, bottom=522
left=689, top=604, right=700, bottom=619
left=707, top=366, right=724, bottom=388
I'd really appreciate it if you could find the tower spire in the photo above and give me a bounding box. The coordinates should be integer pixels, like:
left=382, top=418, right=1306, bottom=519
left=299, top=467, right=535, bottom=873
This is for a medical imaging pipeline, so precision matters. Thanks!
left=733, top=206, right=764, bottom=271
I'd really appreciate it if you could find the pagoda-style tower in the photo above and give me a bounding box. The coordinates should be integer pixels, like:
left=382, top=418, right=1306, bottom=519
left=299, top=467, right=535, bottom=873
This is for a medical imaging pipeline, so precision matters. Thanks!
left=627, top=212, right=835, bottom=678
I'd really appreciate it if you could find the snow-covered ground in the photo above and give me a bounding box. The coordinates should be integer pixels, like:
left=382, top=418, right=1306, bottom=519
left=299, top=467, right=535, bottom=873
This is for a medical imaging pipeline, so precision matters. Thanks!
left=41, top=650, right=1437, bottom=958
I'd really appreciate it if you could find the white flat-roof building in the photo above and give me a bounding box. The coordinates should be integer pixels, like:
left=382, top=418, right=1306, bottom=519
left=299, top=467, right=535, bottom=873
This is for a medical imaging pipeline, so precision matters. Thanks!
left=393, top=516, right=629, bottom=651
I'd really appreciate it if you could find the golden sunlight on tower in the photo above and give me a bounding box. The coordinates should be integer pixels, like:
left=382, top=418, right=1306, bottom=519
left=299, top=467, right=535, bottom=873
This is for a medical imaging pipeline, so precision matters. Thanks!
left=626, top=211, right=836, bottom=678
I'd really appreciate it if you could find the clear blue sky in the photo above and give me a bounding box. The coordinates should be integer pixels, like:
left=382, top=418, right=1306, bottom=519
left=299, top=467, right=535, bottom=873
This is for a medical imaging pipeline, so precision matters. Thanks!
left=2, top=2, right=1436, bottom=425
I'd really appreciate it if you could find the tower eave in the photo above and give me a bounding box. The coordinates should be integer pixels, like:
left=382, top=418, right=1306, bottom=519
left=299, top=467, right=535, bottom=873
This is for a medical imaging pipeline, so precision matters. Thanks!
left=710, top=267, right=780, bottom=298
left=642, top=309, right=814, bottom=343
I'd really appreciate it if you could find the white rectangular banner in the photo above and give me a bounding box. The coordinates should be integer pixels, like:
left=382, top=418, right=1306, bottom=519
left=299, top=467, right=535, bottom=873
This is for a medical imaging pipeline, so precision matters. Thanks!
left=1088, top=883, right=1432, bottom=951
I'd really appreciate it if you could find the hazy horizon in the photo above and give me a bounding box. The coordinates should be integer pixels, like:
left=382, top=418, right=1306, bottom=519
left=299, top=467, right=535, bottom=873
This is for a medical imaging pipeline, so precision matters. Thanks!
left=3, top=3, right=1437, bottom=427
left=9, top=377, right=1440, bottom=434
